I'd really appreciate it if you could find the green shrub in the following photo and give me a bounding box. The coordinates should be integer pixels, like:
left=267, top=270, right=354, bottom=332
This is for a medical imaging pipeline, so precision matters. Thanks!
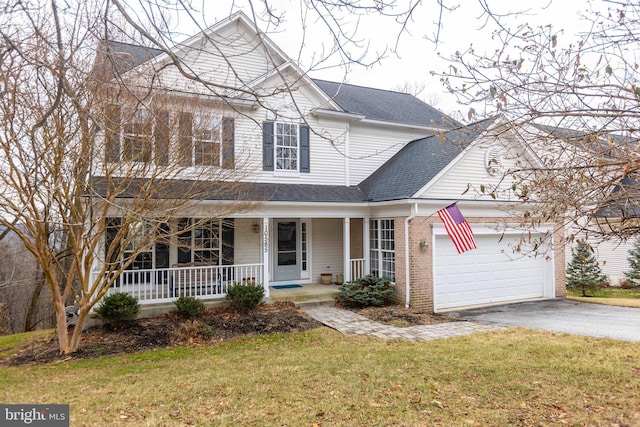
left=174, top=296, right=206, bottom=318
left=337, top=274, right=394, bottom=307
left=93, top=293, right=139, bottom=325
left=226, top=282, right=265, bottom=313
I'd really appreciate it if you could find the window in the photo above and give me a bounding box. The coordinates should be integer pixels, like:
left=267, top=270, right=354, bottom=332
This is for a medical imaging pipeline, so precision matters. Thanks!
left=263, top=121, right=310, bottom=173
left=370, top=219, right=395, bottom=281
left=123, top=220, right=154, bottom=270
left=192, top=115, right=222, bottom=166
left=275, top=123, right=298, bottom=171
left=179, top=113, right=235, bottom=167
left=178, top=219, right=221, bottom=264
left=301, top=222, right=308, bottom=272
left=104, top=218, right=169, bottom=272
left=123, top=109, right=152, bottom=162
left=104, top=105, right=169, bottom=165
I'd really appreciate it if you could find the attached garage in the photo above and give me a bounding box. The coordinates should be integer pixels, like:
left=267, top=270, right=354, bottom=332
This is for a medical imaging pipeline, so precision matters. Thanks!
left=433, top=228, right=556, bottom=311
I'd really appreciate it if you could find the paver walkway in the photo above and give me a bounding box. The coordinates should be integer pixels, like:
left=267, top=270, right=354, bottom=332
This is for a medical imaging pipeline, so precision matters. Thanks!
left=303, top=306, right=503, bottom=341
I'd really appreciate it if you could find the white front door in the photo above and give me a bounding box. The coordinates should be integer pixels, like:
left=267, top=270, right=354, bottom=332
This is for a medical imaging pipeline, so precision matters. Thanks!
left=273, top=219, right=300, bottom=281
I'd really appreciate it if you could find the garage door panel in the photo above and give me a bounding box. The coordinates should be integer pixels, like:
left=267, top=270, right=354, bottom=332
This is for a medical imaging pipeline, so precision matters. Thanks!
left=434, top=233, right=550, bottom=310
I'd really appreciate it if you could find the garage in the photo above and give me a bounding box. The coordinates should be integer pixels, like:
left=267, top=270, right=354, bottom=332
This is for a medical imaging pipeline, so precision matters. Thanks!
left=433, top=230, right=555, bottom=311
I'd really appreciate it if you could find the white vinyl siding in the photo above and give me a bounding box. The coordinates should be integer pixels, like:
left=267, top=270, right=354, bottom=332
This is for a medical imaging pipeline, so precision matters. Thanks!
left=419, top=138, right=528, bottom=201
left=155, top=24, right=286, bottom=95
left=311, top=219, right=343, bottom=281
left=233, top=218, right=262, bottom=265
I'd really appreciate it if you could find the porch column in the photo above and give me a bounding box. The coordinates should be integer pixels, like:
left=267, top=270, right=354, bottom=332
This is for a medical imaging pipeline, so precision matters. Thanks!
left=262, top=217, right=270, bottom=297
left=363, top=217, right=370, bottom=275
left=343, top=217, right=351, bottom=282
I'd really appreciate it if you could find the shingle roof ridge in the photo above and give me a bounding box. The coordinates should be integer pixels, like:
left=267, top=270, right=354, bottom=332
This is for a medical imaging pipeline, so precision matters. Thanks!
left=312, top=78, right=420, bottom=96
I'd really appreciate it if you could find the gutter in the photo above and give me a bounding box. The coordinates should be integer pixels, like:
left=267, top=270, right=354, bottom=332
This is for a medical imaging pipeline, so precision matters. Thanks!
left=404, top=203, right=419, bottom=308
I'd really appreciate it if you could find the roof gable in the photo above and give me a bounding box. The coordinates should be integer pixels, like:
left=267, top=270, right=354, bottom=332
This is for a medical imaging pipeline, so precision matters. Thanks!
left=359, top=119, right=494, bottom=202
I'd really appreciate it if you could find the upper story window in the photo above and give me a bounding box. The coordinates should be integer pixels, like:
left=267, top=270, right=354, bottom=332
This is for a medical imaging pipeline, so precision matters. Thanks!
left=104, top=105, right=169, bottom=165
left=179, top=113, right=235, bottom=168
left=263, top=121, right=310, bottom=173
left=103, top=105, right=234, bottom=168
left=275, top=123, right=298, bottom=171
left=122, top=109, right=153, bottom=162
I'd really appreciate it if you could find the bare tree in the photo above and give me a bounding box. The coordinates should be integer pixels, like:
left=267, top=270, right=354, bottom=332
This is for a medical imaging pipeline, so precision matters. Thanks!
left=435, top=0, right=640, bottom=243
left=0, top=2, right=258, bottom=353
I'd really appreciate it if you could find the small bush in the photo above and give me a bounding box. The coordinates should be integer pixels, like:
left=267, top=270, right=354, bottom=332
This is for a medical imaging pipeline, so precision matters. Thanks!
left=619, top=278, right=638, bottom=289
left=93, top=293, right=139, bottom=325
left=176, top=319, right=214, bottom=341
left=174, top=296, right=206, bottom=318
left=337, top=274, right=394, bottom=308
left=226, top=282, right=265, bottom=313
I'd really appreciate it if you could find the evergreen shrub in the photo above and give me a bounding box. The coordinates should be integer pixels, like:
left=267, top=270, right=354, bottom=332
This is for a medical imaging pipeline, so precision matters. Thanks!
left=93, top=292, right=140, bottom=325
left=337, top=274, right=394, bottom=307
left=174, top=296, right=206, bottom=318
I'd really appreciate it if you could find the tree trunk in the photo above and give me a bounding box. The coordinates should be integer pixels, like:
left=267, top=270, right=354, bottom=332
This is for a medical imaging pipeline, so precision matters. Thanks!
left=23, top=270, right=46, bottom=332
left=54, top=300, right=71, bottom=354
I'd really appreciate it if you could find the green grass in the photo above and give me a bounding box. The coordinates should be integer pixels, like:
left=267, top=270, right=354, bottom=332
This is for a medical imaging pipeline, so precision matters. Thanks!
left=567, top=286, right=640, bottom=307
left=0, top=329, right=54, bottom=359
left=1, top=328, right=639, bottom=426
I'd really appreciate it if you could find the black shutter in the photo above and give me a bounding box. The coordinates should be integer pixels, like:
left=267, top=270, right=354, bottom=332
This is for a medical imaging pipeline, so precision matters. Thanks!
left=222, top=117, right=235, bottom=169
left=105, top=218, right=121, bottom=266
left=177, top=218, right=192, bottom=264
left=155, top=222, right=170, bottom=268
left=105, top=105, right=121, bottom=162
left=263, top=121, right=274, bottom=171
left=154, top=110, right=170, bottom=166
left=179, top=113, right=193, bottom=166
left=300, top=124, right=310, bottom=173
left=221, top=218, right=234, bottom=265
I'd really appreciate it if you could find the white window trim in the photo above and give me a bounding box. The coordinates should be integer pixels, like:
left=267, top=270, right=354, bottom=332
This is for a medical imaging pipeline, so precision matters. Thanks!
left=190, top=114, right=223, bottom=167
left=274, top=121, right=300, bottom=173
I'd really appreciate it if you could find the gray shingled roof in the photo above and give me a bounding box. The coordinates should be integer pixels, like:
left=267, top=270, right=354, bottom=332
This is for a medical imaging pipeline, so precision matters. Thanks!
left=359, top=119, right=494, bottom=202
left=102, top=40, right=164, bottom=75
left=596, top=174, right=640, bottom=218
left=90, top=178, right=367, bottom=203
left=313, top=79, right=459, bottom=129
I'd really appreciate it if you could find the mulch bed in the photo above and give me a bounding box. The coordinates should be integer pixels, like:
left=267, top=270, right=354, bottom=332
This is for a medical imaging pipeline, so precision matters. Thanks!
left=350, top=305, right=459, bottom=327
left=1, top=302, right=457, bottom=366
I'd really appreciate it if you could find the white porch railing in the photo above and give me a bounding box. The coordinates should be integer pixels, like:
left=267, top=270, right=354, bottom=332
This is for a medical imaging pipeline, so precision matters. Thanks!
left=99, top=264, right=263, bottom=305
left=350, top=258, right=366, bottom=281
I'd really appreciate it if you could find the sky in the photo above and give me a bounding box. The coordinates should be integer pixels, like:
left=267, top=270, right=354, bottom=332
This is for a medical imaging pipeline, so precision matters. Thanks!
left=165, top=1, right=594, bottom=117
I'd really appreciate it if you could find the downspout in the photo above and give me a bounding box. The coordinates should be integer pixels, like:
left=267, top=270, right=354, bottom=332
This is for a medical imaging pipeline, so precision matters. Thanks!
left=404, top=203, right=418, bottom=308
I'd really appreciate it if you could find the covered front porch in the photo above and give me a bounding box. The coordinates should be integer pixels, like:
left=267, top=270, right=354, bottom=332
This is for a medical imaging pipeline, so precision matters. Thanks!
left=99, top=216, right=371, bottom=306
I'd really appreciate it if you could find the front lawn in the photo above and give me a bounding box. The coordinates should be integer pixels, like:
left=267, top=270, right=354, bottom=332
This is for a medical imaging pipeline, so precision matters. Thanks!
left=1, top=328, right=638, bottom=426
left=567, top=286, right=640, bottom=308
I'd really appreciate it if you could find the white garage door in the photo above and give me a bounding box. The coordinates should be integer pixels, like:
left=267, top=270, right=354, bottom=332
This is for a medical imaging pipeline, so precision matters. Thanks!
left=434, top=232, right=553, bottom=311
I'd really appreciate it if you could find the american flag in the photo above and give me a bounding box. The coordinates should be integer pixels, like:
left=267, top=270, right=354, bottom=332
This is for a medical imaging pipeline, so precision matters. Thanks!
left=437, top=203, right=477, bottom=254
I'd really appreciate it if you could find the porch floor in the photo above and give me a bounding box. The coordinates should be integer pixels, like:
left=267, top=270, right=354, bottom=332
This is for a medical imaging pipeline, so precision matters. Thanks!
left=268, top=283, right=340, bottom=306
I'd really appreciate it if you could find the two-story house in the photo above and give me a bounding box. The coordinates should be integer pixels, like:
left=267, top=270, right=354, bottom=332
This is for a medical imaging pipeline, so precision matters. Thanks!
left=92, top=11, right=566, bottom=313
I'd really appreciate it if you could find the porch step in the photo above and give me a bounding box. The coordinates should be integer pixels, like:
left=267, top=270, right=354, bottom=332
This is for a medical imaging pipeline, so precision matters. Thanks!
left=268, top=284, right=340, bottom=307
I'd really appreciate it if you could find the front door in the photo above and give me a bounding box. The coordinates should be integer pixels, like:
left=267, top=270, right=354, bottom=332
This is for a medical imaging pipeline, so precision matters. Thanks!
left=274, top=220, right=299, bottom=281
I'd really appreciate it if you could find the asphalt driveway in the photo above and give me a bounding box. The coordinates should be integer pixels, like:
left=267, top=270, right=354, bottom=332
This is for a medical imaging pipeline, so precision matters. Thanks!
left=451, top=299, right=640, bottom=342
